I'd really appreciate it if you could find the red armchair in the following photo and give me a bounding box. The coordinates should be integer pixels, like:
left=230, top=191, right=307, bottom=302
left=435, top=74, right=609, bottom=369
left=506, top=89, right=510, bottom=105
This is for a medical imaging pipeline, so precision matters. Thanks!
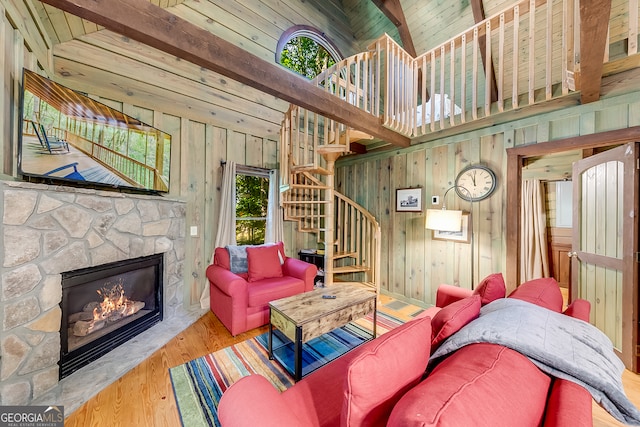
left=206, top=242, right=317, bottom=336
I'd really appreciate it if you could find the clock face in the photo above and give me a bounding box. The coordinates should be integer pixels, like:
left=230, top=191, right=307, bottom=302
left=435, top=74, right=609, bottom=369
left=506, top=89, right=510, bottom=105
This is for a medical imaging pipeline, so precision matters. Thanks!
left=455, top=165, right=497, bottom=201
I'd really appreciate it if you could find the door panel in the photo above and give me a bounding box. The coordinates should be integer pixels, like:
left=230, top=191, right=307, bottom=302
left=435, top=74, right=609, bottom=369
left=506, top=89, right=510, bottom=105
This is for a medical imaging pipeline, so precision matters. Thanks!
left=572, top=143, right=638, bottom=372
left=548, top=227, right=571, bottom=288
left=577, top=263, right=623, bottom=347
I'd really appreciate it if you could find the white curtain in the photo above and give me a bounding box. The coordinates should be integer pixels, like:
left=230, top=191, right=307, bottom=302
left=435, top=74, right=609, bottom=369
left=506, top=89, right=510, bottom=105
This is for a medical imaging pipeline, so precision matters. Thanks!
left=520, top=179, right=550, bottom=282
left=265, top=169, right=284, bottom=243
left=213, top=161, right=238, bottom=252
left=200, top=161, right=237, bottom=309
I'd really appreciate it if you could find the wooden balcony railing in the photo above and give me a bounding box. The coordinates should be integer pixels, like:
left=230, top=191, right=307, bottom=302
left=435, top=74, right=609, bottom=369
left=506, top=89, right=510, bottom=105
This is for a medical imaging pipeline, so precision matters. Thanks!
left=281, top=0, right=621, bottom=150
left=378, top=0, right=582, bottom=136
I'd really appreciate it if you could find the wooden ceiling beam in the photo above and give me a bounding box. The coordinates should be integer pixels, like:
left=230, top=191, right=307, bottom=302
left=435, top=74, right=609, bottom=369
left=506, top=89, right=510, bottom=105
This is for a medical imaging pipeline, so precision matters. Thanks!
left=470, top=0, right=498, bottom=103
left=38, top=0, right=410, bottom=147
left=578, top=0, right=612, bottom=103
left=371, top=0, right=416, bottom=57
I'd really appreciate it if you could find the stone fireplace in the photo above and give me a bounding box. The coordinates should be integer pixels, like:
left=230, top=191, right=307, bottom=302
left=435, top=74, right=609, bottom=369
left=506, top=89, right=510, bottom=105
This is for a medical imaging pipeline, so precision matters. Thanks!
left=0, top=180, right=202, bottom=413
left=59, top=253, right=164, bottom=379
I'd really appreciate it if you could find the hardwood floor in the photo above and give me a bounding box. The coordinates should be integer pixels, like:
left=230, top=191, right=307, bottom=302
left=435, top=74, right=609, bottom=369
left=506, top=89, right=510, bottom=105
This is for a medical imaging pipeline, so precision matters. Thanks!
left=65, top=303, right=640, bottom=426
left=64, top=311, right=268, bottom=426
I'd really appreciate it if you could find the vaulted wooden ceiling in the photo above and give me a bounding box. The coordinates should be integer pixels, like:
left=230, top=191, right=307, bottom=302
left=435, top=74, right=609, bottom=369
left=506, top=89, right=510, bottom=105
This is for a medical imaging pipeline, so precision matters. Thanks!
left=33, top=0, right=188, bottom=43
left=33, top=0, right=411, bottom=144
left=28, top=0, right=623, bottom=146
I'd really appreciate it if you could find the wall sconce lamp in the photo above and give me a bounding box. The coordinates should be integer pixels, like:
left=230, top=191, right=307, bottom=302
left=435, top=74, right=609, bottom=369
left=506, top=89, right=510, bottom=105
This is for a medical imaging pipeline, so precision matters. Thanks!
left=425, top=185, right=475, bottom=287
left=425, top=185, right=470, bottom=232
left=425, top=208, right=463, bottom=232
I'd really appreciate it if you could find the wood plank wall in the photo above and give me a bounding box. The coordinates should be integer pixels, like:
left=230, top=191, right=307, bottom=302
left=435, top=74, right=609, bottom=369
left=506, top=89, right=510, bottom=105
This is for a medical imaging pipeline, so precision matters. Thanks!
left=5, top=0, right=640, bottom=310
left=336, top=88, right=640, bottom=306
left=0, top=0, right=328, bottom=308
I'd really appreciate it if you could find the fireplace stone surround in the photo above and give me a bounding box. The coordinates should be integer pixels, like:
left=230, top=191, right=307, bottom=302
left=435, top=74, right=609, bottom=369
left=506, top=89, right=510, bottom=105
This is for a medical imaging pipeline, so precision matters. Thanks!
left=0, top=180, right=205, bottom=414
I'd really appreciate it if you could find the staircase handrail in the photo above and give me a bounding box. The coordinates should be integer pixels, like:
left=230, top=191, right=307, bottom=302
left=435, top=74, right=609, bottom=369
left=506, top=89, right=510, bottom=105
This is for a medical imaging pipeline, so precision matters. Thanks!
left=334, top=191, right=381, bottom=293
left=312, top=51, right=380, bottom=116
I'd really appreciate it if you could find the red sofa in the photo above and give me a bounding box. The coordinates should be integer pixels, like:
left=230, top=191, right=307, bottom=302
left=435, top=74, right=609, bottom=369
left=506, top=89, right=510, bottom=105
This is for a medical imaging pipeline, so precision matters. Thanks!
left=206, top=242, right=317, bottom=336
left=218, top=275, right=594, bottom=426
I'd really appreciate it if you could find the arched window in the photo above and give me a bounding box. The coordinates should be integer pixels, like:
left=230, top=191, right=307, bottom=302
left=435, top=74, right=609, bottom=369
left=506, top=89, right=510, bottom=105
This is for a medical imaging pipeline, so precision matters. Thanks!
left=276, top=25, right=342, bottom=79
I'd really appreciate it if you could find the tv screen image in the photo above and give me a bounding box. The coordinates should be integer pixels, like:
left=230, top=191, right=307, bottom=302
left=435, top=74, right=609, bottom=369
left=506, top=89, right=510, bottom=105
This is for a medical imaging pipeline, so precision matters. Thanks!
left=19, top=69, right=171, bottom=193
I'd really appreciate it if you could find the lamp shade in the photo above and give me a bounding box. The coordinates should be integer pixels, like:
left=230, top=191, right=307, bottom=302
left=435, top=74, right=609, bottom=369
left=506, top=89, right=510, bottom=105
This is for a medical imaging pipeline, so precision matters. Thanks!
left=425, top=209, right=463, bottom=232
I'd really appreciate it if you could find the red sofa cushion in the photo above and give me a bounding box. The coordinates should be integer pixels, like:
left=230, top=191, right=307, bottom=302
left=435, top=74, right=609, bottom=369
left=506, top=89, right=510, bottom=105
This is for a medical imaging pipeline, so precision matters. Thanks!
left=473, top=272, right=506, bottom=305
left=247, top=244, right=284, bottom=282
left=509, top=277, right=563, bottom=312
left=388, top=343, right=551, bottom=426
left=341, top=315, right=432, bottom=427
left=215, top=242, right=286, bottom=281
left=218, top=375, right=305, bottom=426
left=431, top=295, right=481, bottom=350
left=544, top=378, right=594, bottom=426
left=563, top=299, right=591, bottom=322
left=214, top=246, right=231, bottom=270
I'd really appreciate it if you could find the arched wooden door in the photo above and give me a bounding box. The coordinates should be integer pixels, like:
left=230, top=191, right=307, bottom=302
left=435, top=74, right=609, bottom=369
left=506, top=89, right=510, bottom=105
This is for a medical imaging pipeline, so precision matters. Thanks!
left=571, top=143, right=639, bottom=371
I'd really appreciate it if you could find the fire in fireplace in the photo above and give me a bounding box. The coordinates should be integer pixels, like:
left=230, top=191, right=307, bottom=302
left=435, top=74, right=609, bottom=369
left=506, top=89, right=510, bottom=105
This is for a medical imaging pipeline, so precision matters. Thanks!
left=59, top=254, right=163, bottom=379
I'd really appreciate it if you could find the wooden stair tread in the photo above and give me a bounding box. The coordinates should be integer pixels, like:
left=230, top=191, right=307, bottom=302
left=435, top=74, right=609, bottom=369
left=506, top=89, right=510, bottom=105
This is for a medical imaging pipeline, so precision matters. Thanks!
left=289, top=183, right=330, bottom=190
left=281, top=200, right=329, bottom=204
left=329, top=130, right=374, bottom=145
left=333, top=265, right=369, bottom=273
left=332, top=251, right=357, bottom=260
left=317, top=144, right=349, bottom=154
left=286, top=214, right=329, bottom=218
left=291, top=165, right=331, bottom=175
left=346, top=130, right=374, bottom=142
left=330, top=281, right=377, bottom=292
left=300, top=227, right=326, bottom=233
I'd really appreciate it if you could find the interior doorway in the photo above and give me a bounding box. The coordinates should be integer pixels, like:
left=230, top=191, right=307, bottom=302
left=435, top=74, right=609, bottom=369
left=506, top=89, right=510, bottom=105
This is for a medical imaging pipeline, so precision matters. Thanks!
left=520, top=152, right=579, bottom=287
left=506, top=127, right=640, bottom=372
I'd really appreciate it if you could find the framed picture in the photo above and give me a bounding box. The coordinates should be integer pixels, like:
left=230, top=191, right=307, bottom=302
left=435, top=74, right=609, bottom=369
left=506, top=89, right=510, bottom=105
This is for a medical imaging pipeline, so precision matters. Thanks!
left=432, top=212, right=472, bottom=243
left=396, top=187, right=422, bottom=212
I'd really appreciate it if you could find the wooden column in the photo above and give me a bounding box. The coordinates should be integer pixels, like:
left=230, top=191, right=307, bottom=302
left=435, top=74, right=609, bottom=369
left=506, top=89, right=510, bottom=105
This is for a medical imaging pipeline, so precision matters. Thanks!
left=324, top=157, right=337, bottom=287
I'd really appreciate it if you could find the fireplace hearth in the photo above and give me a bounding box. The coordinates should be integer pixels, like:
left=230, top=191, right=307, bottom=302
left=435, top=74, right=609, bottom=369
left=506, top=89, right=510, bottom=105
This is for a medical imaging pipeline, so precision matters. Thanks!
left=59, top=254, right=164, bottom=379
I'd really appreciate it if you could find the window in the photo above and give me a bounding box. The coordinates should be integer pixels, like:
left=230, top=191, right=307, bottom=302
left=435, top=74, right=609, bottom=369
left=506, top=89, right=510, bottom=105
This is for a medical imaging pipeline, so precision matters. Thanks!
left=276, top=25, right=342, bottom=79
left=235, top=167, right=270, bottom=245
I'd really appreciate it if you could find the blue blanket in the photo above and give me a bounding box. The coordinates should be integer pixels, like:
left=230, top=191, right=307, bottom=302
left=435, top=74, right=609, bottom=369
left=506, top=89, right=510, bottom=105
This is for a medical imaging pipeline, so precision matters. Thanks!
left=430, top=298, right=640, bottom=425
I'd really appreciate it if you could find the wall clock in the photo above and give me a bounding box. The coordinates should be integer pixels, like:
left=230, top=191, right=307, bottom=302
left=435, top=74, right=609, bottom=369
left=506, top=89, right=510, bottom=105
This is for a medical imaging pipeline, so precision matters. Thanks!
left=455, top=164, right=497, bottom=202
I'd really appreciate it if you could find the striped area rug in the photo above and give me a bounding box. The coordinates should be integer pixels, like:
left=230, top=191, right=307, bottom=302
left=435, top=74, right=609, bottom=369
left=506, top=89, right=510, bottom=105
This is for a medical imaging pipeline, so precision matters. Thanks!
left=255, top=320, right=374, bottom=379
left=169, top=301, right=422, bottom=427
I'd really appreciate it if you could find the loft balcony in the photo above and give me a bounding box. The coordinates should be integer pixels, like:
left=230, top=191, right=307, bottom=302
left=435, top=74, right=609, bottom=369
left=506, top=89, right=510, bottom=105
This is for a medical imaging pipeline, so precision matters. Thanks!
left=281, top=0, right=636, bottom=163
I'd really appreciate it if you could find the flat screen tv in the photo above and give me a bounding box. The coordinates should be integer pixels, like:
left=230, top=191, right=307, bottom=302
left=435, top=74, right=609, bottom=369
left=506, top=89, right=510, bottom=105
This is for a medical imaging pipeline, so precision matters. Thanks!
left=18, top=69, right=171, bottom=193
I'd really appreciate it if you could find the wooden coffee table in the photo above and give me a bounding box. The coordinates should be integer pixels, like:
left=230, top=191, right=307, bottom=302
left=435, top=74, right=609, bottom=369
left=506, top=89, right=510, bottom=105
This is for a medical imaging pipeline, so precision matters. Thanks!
left=268, top=283, right=377, bottom=381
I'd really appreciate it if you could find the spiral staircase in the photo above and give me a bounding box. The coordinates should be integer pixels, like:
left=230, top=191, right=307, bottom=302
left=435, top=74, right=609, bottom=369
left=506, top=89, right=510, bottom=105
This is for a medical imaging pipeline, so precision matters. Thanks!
left=279, top=0, right=590, bottom=293
left=279, top=101, right=382, bottom=292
